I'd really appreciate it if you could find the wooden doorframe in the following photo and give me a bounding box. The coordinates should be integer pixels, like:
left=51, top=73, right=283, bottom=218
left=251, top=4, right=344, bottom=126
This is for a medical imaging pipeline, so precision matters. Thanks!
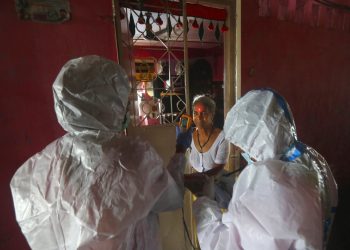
left=196, top=0, right=241, bottom=114
left=114, top=0, right=242, bottom=172
left=198, top=0, right=241, bottom=172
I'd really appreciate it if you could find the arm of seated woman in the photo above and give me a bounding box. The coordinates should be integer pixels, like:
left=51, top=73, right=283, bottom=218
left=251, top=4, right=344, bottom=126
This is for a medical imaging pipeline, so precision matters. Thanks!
left=184, top=164, right=225, bottom=196
left=184, top=163, right=225, bottom=180
left=203, top=163, right=225, bottom=176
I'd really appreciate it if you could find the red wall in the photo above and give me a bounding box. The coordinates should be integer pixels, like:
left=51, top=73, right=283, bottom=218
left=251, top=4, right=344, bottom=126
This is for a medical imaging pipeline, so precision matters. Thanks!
left=0, top=1, right=117, bottom=249
left=242, top=1, right=350, bottom=185
left=2, top=1, right=349, bottom=248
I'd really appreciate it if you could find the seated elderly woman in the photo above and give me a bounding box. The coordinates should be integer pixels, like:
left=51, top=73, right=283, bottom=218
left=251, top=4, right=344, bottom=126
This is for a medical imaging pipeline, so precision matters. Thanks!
left=183, top=95, right=231, bottom=208
left=193, top=89, right=338, bottom=250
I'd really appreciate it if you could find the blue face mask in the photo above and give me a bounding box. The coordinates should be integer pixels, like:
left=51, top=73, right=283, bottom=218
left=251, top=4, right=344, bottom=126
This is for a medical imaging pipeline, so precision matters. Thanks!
left=241, top=152, right=254, bottom=165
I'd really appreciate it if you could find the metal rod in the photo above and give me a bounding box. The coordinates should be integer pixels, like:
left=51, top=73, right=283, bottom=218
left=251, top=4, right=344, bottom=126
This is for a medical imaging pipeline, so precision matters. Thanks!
left=112, top=0, right=123, bottom=63
left=183, top=0, right=190, bottom=115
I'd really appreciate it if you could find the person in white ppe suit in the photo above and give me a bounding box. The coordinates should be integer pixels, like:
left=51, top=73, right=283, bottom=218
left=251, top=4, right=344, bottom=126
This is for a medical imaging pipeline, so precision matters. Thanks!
left=193, top=89, right=338, bottom=250
left=10, top=55, right=187, bottom=250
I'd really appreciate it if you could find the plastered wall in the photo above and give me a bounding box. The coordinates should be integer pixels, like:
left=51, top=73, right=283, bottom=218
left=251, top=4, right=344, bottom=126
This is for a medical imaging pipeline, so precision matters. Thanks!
left=0, top=1, right=117, bottom=248
left=241, top=1, right=350, bottom=186
left=1, top=0, right=350, bottom=248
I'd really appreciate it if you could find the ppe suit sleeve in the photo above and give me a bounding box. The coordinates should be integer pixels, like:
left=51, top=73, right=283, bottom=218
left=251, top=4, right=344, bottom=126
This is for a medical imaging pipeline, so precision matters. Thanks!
left=10, top=140, right=63, bottom=249
left=193, top=197, right=241, bottom=250
left=230, top=162, right=322, bottom=249
left=193, top=161, right=323, bottom=250
left=152, top=153, right=186, bottom=212
left=193, top=196, right=222, bottom=231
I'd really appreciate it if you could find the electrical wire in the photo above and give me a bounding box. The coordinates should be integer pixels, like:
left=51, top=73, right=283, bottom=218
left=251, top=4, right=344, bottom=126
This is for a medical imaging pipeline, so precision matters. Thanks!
left=222, top=166, right=245, bottom=177
left=182, top=207, right=201, bottom=250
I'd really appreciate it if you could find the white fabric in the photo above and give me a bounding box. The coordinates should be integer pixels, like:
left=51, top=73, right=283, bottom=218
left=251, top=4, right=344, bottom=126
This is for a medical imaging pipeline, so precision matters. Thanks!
left=189, top=131, right=229, bottom=172
left=10, top=55, right=186, bottom=250
left=295, top=144, right=338, bottom=242
left=224, top=90, right=296, bottom=162
left=53, top=55, right=130, bottom=135
left=194, top=89, right=337, bottom=250
left=194, top=160, right=323, bottom=250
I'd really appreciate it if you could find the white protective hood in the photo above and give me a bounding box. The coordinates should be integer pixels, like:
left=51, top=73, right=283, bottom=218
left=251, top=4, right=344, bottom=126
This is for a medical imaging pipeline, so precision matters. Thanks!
left=224, top=89, right=297, bottom=162
left=53, top=55, right=130, bottom=136
left=193, top=89, right=337, bottom=250
left=10, top=55, right=185, bottom=250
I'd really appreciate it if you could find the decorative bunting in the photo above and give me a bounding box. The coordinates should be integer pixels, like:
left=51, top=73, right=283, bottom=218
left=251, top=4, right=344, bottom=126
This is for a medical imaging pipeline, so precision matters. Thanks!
left=155, top=13, right=163, bottom=25
left=192, top=18, right=199, bottom=29
left=124, top=7, right=231, bottom=40
left=120, top=0, right=227, bottom=21
left=145, top=13, right=155, bottom=40
left=167, top=16, right=172, bottom=38
left=221, top=22, right=228, bottom=32
left=215, top=22, right=220, bottom=41
left=185, top=19, right=189, bottom=33
left=129, top=13, right=136, bottom=37
left=176, top=16, right=183, bottom=28
left=199, top=21, right=204, bottom=40
left=138, top=11, right=145, bottom=24
left=208, top=20, right=214, bottom=30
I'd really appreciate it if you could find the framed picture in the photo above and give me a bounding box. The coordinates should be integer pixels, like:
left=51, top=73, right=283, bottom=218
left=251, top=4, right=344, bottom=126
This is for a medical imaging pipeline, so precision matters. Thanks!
left=15, top=0, right=70, bottom=23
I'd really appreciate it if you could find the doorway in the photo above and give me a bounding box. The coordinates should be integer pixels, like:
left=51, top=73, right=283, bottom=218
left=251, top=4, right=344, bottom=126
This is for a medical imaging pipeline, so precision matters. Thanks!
left=113, top=1, right=239, bottom=249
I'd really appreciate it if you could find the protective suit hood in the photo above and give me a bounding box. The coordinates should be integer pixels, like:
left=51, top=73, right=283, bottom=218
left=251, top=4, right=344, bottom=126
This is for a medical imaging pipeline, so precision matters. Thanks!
left=224, top=89, right=297, bottom=161
left=53, top=55, right=130, bottom=137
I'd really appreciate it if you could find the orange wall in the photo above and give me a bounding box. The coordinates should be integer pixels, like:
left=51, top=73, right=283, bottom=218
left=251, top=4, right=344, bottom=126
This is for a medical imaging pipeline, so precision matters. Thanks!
left=0, top=1, right=117, bottom=248
left=241, top=1, right=350, bottom=186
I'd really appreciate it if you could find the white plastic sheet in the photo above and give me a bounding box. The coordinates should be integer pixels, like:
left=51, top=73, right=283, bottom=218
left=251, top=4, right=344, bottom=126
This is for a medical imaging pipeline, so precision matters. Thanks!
left=10, top=55, right=185, bottom=249
left=194, top=89, right=337, bottom=250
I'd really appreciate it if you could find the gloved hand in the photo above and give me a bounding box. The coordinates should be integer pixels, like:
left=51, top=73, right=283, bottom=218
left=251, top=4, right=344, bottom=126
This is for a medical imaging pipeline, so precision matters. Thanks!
left=175, top=125, right=192, bottom=153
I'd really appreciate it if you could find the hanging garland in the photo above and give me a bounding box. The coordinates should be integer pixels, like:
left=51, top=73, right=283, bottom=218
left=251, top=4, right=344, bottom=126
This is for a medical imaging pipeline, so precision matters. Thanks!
left=121, top=0, right=229, bottom=41
left=126, top=10, right=228, bottom=42
left=120, top=0, right=227, bottom=21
